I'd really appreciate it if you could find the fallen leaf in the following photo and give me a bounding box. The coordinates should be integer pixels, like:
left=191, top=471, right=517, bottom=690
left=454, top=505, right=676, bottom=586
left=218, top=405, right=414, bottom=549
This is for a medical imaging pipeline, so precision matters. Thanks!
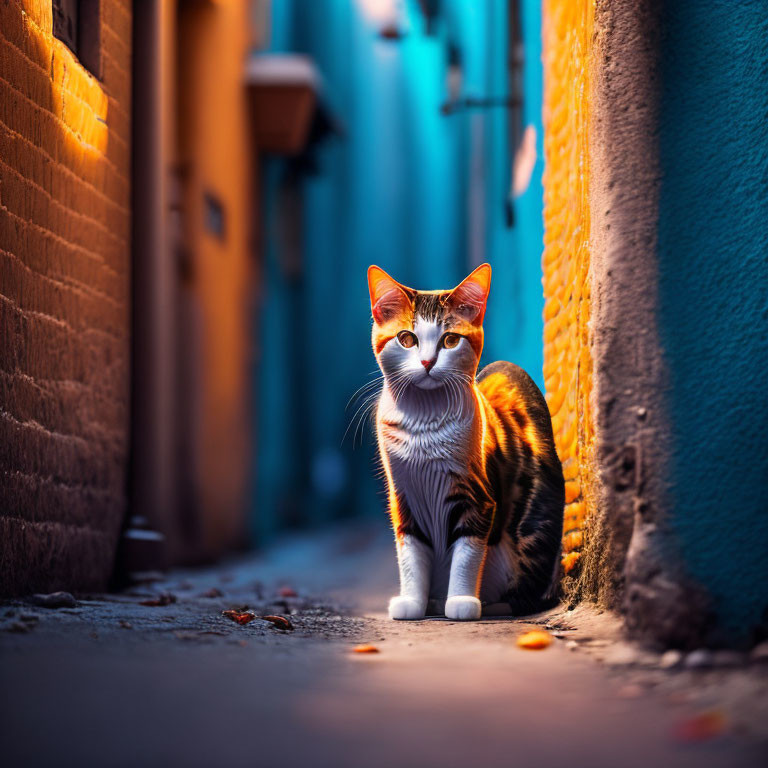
left=353, top=643, right=380, bottom=654
left=222, top=609, right=257, bottom=625
left=277, top=586, right=298, bottom=598
left=672, top=711, right=727, bottom=743
left=262, top=615, right=293, bottom=631
left=139, top=593, right=177, bottom=607
left=517, top=630, right=553, bottom=650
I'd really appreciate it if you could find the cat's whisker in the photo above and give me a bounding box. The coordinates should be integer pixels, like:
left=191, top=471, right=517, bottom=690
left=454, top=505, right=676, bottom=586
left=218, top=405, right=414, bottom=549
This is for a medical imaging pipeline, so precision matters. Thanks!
left=342, top=390, right=381, bottom=447
left=345, top=375, right=385, bottom=411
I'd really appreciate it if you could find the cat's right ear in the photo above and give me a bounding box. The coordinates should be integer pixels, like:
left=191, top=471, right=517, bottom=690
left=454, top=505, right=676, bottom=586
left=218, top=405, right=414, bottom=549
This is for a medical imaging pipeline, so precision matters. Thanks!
left=368, top=266, right=413, bottom=325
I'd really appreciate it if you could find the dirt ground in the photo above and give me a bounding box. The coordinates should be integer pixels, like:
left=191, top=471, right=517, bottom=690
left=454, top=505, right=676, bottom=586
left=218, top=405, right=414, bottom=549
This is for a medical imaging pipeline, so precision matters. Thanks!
left=1, top=523, right=766, bottom=768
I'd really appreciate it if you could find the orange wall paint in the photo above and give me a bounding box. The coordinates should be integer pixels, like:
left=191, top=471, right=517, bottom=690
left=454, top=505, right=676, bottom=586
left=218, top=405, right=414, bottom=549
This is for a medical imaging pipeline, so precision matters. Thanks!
left=176, top=0, right=255, bottom=553
left=541, top=1, right=595, bottom=577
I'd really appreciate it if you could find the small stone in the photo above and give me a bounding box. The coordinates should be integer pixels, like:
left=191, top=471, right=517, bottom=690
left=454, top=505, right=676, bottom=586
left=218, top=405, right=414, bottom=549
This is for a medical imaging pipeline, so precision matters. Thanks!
left=30, top=592, right=77, bottom=609
left=566, top=640, right=579, bottom=651
left=684, top=649, right=714, bottom=669
left=200, top=588, right=224, bottom=599
left=749, top=641, right=768, bottom=663
left=658, top=649, right=684, bottom=669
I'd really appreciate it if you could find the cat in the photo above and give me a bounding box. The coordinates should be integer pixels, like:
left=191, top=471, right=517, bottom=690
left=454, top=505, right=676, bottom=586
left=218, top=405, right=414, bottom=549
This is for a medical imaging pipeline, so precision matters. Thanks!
left=368, top=263, right=565, bottom=620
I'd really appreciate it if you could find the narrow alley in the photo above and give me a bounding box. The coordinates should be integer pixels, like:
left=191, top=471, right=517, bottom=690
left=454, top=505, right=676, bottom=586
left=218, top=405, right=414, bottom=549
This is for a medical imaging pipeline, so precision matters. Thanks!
left=2, top=2, right=768, bottom=767
left=2, top=523, right=766, bottom=768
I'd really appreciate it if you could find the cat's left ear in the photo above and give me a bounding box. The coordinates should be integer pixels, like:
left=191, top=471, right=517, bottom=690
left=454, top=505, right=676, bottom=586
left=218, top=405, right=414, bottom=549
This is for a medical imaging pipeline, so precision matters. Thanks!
left=448, top=263, right=491, bottom=325
left=368, top=265, right=414, bottom=325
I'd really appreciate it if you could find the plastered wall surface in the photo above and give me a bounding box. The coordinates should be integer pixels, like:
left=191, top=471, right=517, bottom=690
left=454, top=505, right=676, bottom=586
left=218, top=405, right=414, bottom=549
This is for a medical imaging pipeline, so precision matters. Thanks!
left=656, top=0, right=768, bottom=637
left=543, top=0, right=767, bottom=645
left=176, top=0, right=253, bottom=556
left=0, top=0, right=131, bottom=593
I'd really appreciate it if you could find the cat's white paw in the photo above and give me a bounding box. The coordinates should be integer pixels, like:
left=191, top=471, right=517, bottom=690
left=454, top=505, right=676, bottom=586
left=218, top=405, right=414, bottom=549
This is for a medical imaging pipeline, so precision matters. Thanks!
left=445, top=595, right=482, bottom=621
left=389, top=596, right=426, bottom=620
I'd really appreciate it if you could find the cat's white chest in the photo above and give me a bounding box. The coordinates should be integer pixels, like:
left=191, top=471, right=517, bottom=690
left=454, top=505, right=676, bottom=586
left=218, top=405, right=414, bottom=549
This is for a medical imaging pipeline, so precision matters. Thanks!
left=379, top=395, right=475, bottom=553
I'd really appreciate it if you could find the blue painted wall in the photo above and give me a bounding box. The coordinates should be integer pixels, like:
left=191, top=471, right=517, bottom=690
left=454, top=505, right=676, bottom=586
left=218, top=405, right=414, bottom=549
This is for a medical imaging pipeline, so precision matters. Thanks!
left=657, top=0, right=768, bottom=636
left=253, top=0, right=546, bottom=539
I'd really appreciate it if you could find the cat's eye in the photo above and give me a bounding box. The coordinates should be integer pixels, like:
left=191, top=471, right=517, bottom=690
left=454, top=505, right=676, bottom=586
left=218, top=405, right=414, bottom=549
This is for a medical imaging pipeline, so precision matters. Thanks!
left=397, top=331, right=418, bottom=348
left=442, top=333, right=461, bottom=349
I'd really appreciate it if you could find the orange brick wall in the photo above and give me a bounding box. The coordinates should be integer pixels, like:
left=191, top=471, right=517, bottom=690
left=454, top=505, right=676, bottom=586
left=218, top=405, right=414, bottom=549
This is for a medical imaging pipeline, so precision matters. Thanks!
left=541, top=0, right=595, bottom=585
left=0, top=0, right=131, bottom=593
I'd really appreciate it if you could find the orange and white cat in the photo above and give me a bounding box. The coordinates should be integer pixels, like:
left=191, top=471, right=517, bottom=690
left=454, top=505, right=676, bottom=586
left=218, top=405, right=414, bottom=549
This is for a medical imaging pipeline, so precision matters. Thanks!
left=368, top=264, right=564, bottom=620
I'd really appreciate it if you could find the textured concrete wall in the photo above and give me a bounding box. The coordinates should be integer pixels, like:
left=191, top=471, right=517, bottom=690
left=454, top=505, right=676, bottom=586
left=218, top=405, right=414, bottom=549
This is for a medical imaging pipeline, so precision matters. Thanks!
left=541, top=0, right=596, bottom=592
left=655, top=0, right=768, bottom=639
left=0, top=0, right=131, bottom=594
left=542, top=0, right=718, bottom=641
left=585, top=0, right=701, bottom=645
left=543, top=0, right=768, bottom=646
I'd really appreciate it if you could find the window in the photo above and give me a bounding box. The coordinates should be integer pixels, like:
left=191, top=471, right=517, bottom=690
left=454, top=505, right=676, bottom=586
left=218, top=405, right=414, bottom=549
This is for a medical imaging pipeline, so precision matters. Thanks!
left=204, top=193, right=226, bottom=241
left=52, top=0, right=102, bottom=78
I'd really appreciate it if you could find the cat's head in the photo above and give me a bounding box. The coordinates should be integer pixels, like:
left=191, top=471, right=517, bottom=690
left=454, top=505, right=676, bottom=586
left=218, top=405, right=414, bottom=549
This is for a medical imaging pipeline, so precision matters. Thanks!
left=367, top=264, right=491, bottom=391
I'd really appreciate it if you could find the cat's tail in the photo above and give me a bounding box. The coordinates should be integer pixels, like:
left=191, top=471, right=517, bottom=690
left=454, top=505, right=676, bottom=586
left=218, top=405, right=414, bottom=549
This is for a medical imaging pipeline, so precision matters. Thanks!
left=482, top=592, right=561, bottom=618
left=485, top=550, right=563, bottom=617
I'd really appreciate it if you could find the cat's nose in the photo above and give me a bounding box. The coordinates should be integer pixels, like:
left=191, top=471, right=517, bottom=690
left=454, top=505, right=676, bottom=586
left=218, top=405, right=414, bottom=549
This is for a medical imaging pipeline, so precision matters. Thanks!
left=421, top=359, right=435, bottom=372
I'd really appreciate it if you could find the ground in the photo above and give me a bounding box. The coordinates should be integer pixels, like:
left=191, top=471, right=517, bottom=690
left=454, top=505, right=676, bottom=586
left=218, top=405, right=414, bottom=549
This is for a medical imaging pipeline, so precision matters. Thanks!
left=1, top=524, right=766, bottom=768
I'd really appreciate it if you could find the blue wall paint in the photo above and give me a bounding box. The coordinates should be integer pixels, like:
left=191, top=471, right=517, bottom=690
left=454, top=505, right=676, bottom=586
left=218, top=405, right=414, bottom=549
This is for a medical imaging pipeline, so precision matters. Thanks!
left=657, top=1, right=768, bottom=635
left=253, top=0, right=546, bottom=538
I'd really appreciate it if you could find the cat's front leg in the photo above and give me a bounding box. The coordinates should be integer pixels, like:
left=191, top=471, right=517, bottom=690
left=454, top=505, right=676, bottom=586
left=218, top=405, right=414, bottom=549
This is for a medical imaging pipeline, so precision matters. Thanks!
left=445, top=536, right=486, bottom=620
left=389, top=535, right=432, bottom=620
